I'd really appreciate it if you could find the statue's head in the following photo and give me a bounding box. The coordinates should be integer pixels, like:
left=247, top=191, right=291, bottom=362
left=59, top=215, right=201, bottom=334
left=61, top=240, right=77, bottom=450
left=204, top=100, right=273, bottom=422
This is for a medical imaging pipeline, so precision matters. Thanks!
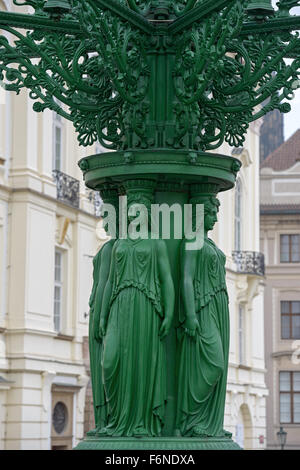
left=203, top=196, right=220, bottom=233
left=124, top=180, right=156, bottom=232
left=190, top=194, right=220, bottom=234
left=99, top=186, right=119, bottom=237
left=127, top=191, right=154, bottom=228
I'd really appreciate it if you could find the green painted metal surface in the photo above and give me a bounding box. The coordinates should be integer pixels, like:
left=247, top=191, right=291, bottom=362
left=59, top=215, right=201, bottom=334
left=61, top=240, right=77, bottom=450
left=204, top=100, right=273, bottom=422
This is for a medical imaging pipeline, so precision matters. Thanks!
left=75, top=436, right=242, bottom=450
left=78, top=150, right=241, bottom=190
left=1, top=0, right=300, bottom=450
left=1, top=1, right=300, bottom=151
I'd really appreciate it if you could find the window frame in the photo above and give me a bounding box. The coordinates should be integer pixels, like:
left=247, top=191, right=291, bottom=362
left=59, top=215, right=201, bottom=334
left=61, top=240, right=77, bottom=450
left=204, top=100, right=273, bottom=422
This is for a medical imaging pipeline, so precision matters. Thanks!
left=52, top=104, right=64, bottom=172
left=281, top=300, right=300, bottom=340
left=234, top=178, right=242, bottom=252
left=54, top=249, right=64, bottom=333
left=279, top=371, right=300, bottom=425
left=280, top=234, right=300, bottom=264
left=238, top=303, right=246, bottom=366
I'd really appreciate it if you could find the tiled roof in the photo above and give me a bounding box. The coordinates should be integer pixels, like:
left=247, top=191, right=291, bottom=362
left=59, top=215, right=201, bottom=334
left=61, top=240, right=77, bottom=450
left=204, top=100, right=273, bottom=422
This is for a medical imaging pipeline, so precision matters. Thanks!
left=260, top=204, right=300, bottom=214
left=261, top=129, right=300, bottom=171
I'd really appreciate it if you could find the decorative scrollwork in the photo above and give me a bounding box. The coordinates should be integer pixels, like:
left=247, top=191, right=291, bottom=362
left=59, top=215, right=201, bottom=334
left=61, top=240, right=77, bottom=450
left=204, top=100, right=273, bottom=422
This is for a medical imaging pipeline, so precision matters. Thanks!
left=169, top=2, right=300, bottom=150
left=1, top=0, right=300, bottom=152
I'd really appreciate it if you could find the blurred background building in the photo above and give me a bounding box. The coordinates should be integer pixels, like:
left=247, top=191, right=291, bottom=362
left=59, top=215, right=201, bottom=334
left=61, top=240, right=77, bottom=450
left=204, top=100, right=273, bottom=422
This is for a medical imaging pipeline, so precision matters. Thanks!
left=0, top=0, right=268, bottom=451
left=215, top=126, right=267, bottom=450
left=0, top=84, right=104, bottom=449
left=260, top=130, right=300, bottom=450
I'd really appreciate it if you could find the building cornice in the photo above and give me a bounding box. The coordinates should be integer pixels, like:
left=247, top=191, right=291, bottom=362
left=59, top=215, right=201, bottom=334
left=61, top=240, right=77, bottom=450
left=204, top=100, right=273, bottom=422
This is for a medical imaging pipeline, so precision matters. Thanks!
left=271, top=350, right=293, bottom=358
left=260, top=205, right=300, bottom=216
left=54, top=333, right=74, bottom=342
left=228, top=362, right=267, bottom=374
left=6, top=355, right=85, bottom=370
left=227, top=382, right=269, bottom=397
left=10, top=186, right=98, bottom=222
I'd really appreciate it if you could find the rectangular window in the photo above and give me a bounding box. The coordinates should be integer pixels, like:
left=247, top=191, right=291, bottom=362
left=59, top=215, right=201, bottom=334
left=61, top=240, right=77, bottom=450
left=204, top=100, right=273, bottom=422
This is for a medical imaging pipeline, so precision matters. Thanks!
left=238, top=304, right=246, bottom=365
left=52, top=104, right=63, bottom=171
left=234, top=179, right=242, bottom=251
left=54, top=250, right=63, bottom=333
left=281, top=301, right=300, bottom=339
left=280, top=234, right=300, bottom=263
left=54, top=126, right=62, bottom=171
left=280, top=371, right=300, bottom=424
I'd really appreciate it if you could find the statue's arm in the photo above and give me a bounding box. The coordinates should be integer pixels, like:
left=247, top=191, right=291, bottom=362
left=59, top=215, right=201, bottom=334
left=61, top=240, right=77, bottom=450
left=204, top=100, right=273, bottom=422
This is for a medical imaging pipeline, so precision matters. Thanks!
left=157, top=240, right=175, bottom=340
left=93, top=242, right=114, bottom=342
left=181, top=244, right=200, bottom=337
left=99, top=244, right=116, bottom=338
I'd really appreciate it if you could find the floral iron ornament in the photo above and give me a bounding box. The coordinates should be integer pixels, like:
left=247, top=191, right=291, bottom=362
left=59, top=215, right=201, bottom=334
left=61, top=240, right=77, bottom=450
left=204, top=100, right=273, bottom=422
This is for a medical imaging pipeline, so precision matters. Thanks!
left=1, top=0, right=300, bottom=150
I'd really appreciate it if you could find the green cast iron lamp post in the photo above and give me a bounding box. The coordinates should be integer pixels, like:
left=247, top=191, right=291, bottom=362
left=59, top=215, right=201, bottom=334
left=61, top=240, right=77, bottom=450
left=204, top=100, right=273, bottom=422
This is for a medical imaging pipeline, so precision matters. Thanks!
left=1, top=0, right=300, bottom=450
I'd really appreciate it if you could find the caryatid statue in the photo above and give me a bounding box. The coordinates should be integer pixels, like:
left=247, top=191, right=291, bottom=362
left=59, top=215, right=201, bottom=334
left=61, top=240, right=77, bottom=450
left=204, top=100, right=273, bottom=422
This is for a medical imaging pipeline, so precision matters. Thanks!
left=87, top=185, right=119, bottom=435
left=98, top=181, right=175, bottom=438
left=176, top=190, right=230, bottom=439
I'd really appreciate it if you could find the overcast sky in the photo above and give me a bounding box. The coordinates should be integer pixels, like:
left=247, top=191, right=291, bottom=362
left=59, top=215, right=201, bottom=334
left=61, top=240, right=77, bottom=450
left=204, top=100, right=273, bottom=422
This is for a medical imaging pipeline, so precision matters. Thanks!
left=270, top=1, right=300, bottom=139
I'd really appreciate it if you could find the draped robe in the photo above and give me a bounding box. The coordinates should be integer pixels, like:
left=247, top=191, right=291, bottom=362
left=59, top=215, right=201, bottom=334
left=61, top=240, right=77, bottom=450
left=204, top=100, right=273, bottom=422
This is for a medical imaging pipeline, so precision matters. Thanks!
left=102, top=238, right=167, bottom=437
left=177, top=238, right=230, bottom=437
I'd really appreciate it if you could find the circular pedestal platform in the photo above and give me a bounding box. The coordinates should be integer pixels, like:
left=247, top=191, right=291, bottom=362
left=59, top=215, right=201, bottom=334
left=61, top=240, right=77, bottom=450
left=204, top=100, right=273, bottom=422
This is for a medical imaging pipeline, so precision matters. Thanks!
left=78, top=149, right=242, bottom=451
left=74, top=436, right=242, bottom=450
left=79, top=149, right=241, bottom=193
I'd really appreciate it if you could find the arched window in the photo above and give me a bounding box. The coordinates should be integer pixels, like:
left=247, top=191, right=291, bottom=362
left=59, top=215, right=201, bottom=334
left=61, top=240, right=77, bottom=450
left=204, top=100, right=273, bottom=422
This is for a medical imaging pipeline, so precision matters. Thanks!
left=235, top=178, right=242, bottom=251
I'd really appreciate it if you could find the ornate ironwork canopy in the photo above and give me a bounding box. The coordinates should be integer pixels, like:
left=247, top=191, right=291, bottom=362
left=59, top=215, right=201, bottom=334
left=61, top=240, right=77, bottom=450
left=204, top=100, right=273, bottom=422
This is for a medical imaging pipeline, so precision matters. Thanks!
left=1, top=1, right=300, bottom=153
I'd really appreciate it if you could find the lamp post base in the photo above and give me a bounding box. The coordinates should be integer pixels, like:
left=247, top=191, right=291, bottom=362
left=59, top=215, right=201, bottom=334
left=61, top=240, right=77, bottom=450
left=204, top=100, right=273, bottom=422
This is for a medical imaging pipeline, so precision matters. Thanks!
left=78, top=150, right=243, bottom=451
left=74, top=436, right=242, bottom=450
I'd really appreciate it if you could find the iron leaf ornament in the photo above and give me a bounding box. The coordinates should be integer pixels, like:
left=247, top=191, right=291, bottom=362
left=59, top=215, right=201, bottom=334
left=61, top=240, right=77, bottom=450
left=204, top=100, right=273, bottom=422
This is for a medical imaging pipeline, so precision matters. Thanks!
left=1, top=0, right=300, bottom=150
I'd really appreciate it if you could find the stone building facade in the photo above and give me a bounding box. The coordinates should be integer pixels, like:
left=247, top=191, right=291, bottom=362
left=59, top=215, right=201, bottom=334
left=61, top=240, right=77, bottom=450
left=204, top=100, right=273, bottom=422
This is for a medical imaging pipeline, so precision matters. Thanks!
left=218, top=127, right=267, bottom=450
left=0, top=0, right=104, bottom=449
left=260, top=130, right=300, bottom=449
